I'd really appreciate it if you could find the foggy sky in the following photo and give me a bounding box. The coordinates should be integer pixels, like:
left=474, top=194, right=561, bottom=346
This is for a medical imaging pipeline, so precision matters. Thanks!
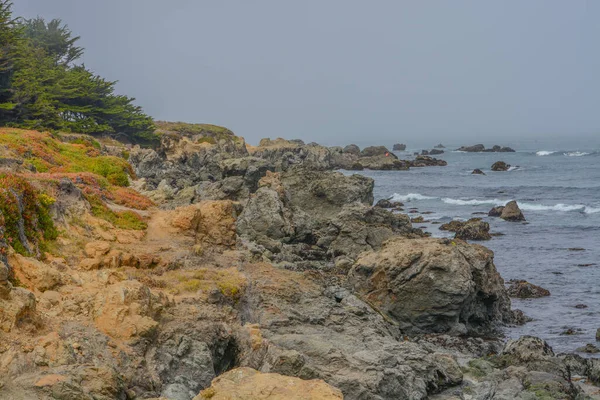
left=12, top=1, right=600, bottom=147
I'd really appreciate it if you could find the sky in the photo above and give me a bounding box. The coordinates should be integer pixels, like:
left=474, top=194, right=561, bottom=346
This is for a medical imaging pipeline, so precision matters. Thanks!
left=12, top=0, right=600, bottom=147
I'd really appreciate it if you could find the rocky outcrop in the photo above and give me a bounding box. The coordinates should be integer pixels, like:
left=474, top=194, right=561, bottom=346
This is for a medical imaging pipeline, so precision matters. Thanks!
left=434, top=143, right=445, bottom=149
left=194, top=368, right=343, bottom=400
left=457, top=144, right=515, bottom=152
left=393, top=143, right=406, bottom=151
left=410, top=155, right=447, bottom=167
left=454, top=218, right=491, bottom=241
left=471, top=168, right=485, bottom=175
left=507, top=280, right=551, bottom=298
left=350, top=237, right=514, bottom=335
left=429, top=149, right=444, bottom=155
left=491, top=161, right=510, bottom=171
left=490, top=200, right=525, bottom=221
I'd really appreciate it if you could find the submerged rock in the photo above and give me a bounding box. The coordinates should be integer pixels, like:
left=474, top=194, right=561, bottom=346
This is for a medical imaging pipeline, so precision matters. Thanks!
left=374, top=198, right=403, bottom=209
left=507, top=280, right=550, bottom=298
left=350, top=237, right=514, bottom=335
left=471, top=168, right=486, bottom=175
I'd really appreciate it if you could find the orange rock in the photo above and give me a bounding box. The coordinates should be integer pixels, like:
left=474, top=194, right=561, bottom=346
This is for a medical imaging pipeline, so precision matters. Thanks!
left=195, top=367, right=343, bottom=400
left=84, top=241, right=111, bottom=258
left=34, top=374, right=67, bottom=387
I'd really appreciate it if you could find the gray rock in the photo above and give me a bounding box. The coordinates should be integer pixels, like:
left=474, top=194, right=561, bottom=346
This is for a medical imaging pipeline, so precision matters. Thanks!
left=350, top=237, right=514, bottom=335
left=501, top=200, right=525, bottom=221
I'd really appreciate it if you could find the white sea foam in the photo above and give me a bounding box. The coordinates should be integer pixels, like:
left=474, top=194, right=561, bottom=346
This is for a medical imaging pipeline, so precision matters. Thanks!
left=390, top=193, right=600, bottom=215
left=536, top=150, right=556, bottom=156
left=391, top=193, right=437, bottom=202
left=442, top=198, right=507, bottom=206
left=564, top=151, right=590, bottom=157
left=507, top=166, right=519, bottom=171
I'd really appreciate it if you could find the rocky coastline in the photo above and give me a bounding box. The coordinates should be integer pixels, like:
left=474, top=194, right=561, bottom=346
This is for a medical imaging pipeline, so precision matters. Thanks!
left=1, top=125, right=599, bottom=399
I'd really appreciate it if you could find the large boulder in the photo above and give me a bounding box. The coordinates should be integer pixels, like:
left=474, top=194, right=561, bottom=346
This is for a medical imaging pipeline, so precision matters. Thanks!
left=350, top=237, right=514, bottom=335
left=342, top=144, right=360, bottom=155
left=491, top=161, right=510, bottom=171
left=410, top=155, right=447, bottom=167
left=455, top=218, right=491, bottom=241
left=393, top=143, right=406, bottom=151
left=194, top=367, right=343, bottom=400
left=500, top=200, right=525, bottom=221
left=281, top=168, right=374, bottom=222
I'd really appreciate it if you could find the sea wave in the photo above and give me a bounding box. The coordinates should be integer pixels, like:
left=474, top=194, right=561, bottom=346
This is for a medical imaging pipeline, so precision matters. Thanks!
left=536, top=150, right=556, bottom=156
left=391, top=192, right=600, bottom=214
left=391, top=193, right=437, bottom=202
left=507, top=166, right=519, bottom=171
left=564, top=151, right=590, bottom=157
left=442, top=198, right=507, bottom=206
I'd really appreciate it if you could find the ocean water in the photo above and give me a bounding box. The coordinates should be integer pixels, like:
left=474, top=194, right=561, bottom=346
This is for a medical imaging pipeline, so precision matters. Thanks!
left=351, top=146, right=600, bottom=354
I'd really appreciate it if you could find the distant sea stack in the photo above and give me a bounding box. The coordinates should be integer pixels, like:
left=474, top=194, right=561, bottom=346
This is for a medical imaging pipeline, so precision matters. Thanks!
left=457, top=144, right=515, bottom=152
left=434, top=143, right=445, bottom=149
left=393, top=143, right=406, bottom=151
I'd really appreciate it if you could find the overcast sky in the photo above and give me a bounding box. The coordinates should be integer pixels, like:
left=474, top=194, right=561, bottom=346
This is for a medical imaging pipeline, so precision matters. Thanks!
left=13, top=1, right=600, bottom=146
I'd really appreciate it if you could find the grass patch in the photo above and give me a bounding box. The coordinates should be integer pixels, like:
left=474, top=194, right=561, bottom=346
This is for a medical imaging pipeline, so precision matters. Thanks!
left=0, top=128, right=133, bottom=187
left=86, top=193, right=147, bottom=230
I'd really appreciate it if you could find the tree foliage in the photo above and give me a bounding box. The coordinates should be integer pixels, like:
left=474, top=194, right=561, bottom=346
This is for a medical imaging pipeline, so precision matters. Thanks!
left=0, top=1, right=156, bottom=144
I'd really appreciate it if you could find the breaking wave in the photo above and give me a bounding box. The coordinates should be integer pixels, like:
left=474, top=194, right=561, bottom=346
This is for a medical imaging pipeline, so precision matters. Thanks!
left=390, top=193, right=600, bottom=214
left=564, top=151, right=590, bottom=157
left=536, top=150, right=556, bottom=156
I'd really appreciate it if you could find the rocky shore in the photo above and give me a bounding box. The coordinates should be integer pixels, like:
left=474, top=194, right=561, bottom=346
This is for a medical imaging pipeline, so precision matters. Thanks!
left=1, top=125, right=598, bottom=399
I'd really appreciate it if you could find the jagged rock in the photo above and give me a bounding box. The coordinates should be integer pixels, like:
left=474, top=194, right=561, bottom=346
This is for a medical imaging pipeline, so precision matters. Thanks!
left=455, top=218, right=491, bottom=241
left=471, top=168, right=485, bottom=175
left=500, top=200, right=525, bottom=221
left=8, top=252, right=62, bottom=292
left=434, top=144, right=445, bottom=149
left=491, top=161, right=510, bottom=171
left=318, top=204, right=416, bottom=261
left=0, top=285, right=37, bottom=332
left=350, top=237, right=514, bottom=335
left=392, top=143, right=406, bottom=151
left=507, top=280, right=550, bottom=298
left=93, top=281, right=169, bottom=339
left=239, top=263, right=465, bottom=399
left=429, top=149, right=444, bottom=155
left=342, top=144, right=360, bottom=155
left=194, top=368, right=343, bottom=400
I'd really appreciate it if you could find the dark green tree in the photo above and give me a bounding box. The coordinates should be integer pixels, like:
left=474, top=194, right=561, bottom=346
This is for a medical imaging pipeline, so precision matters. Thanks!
left=22, top=17, right=83, bottom=66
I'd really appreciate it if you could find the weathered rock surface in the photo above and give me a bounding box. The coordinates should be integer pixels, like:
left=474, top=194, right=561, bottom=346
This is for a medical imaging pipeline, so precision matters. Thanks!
left=491, top=161, right=511, bottom=171
left=350, top=237, right=514, bottom=335
left=454, top=218, right=491, bottom=241
left=194, top=367, right=343, bottom=400
left=507, top=280, right=551, bottom=298
left=410, top=155, right=447, bottom=167
left=500, top=200, right=525, bottom=221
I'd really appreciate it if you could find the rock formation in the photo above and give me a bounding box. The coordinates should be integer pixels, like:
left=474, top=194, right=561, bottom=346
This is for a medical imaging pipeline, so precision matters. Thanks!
left=491, top=161, right=511, bottom=171
left=507, top=280, right=551, bottom=298
left=457, top=144, right=516, bottom=152
left=490, top=200, right=526, bottom=221
left=392, top=143, right=406, bottom=151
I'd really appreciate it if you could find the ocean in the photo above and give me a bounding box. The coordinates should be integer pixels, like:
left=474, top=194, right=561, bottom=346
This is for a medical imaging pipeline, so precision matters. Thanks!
left=352, top=146, right=600, bottom=354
